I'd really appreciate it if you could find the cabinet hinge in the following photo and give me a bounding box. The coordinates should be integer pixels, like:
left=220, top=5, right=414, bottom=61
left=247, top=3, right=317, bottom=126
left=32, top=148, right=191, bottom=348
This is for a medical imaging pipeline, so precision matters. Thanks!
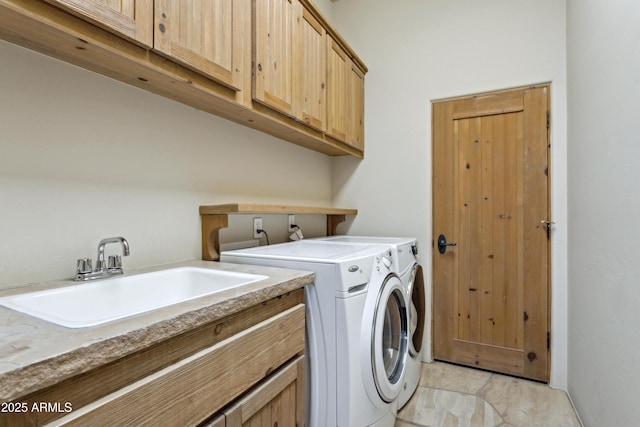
left=547, top=331, right=550, bottom=349
left=546, top=111, right=550, bottom=129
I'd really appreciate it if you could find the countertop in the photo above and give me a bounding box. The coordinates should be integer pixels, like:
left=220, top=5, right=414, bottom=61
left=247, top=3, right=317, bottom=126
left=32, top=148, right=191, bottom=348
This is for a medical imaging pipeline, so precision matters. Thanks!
left=0, top=260, right=314, bottom=401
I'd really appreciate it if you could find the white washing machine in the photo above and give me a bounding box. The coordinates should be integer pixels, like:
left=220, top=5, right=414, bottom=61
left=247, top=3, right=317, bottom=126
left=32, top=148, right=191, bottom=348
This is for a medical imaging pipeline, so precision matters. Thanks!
left=311, top=236, right=426, bottom=409
left=221, top=241, right=409, bottom=427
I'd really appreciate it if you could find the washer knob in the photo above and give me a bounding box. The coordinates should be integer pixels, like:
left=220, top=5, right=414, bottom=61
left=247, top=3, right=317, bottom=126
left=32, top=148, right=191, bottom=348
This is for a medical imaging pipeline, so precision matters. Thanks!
left=381, top=256, right=392, bottom=269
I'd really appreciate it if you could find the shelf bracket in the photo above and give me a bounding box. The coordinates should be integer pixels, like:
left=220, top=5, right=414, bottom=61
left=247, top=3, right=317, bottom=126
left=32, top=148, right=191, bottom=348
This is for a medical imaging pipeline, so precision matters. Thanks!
left=326, top=214, right=346, bottom=236
left=201, top=214, right=229, bottom=261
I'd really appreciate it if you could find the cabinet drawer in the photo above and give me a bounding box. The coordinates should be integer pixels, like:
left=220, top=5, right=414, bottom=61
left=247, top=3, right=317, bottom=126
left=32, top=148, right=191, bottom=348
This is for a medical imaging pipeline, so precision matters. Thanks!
left=51, top=304, right=305, bottom=427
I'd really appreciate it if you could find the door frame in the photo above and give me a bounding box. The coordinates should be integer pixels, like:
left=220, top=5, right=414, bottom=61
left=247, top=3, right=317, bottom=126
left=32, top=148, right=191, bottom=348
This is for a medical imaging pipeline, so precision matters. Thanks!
left=430, top=83, right=552, bottom=381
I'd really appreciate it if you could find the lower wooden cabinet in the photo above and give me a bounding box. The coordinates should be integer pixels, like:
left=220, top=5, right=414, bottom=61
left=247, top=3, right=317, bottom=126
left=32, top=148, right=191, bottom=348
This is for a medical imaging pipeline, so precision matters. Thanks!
left=201, top=415, right=227, bottom=427
left=222, top=356, right=304, bottom=427
left=52, top=305, right=305, bottom=426
left=1, top=290, right=305, bottom=427
left=199, top=356, right=304, bottom=427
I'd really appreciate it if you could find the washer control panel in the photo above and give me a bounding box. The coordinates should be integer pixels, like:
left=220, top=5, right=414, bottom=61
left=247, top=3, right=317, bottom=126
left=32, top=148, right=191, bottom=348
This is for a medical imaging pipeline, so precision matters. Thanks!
left=375, top=250, right=393, bottom=273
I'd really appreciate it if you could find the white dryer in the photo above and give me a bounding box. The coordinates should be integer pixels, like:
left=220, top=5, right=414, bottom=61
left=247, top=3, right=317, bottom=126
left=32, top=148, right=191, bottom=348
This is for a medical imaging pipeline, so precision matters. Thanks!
left=311, top=236, right=426, bottom=409
left=221, top=241, right=408, bottom=427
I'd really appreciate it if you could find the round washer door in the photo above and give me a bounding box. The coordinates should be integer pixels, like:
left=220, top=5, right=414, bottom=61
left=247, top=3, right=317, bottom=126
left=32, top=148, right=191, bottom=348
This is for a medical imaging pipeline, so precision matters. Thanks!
left=408, top=264, right=426, bottom=357
left=372, top=274, right=408, bottom=402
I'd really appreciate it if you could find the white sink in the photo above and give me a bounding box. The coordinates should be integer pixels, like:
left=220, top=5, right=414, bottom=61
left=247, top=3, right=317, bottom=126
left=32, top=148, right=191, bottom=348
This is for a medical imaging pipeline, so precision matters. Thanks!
left=0, top=267, right=267, bottom=328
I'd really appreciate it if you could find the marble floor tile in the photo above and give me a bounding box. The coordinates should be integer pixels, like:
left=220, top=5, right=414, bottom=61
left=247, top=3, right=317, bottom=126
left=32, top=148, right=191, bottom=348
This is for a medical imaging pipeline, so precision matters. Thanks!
left=478, top=374, right=581, bottom=427
left=397, top=362, right=581, bottom=427
left=419, top=360, right=493, bottom=394
left=398, top=387, right=502, bottom=427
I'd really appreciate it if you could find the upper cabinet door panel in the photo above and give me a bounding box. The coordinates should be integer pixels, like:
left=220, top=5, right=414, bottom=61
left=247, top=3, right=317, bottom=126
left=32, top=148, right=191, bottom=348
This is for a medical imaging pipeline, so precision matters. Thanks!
left=326, top=35, right=349, bottom=143
left=155, top=0, right=243, bottom=91
left=44, top=0, right=153, bottom=47
left=349, top=64, right=365, bottom=151
left=253, top=0, right=295, bottom=117
left=297, top=6, right=326, bottom=132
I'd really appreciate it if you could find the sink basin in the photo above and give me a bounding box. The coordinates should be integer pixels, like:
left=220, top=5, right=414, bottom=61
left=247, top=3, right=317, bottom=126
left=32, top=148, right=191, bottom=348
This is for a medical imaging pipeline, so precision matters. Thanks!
left=0, top=267, right=267, bottom=328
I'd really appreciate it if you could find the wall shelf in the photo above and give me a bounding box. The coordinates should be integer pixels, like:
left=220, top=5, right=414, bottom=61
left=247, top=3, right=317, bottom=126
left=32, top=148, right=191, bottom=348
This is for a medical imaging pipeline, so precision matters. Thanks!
left=200, top=204, right=358, bottom=261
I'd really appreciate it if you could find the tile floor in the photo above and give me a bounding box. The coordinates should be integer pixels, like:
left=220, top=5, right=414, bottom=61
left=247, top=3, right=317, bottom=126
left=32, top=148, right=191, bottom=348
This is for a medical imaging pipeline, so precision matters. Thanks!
left=395, top=362, right=582, bottom=427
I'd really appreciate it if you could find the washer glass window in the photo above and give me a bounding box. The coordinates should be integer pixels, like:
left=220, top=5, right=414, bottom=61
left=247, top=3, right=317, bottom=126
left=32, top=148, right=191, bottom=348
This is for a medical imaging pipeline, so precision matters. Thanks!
left=409, top=264, right=425, bottom=355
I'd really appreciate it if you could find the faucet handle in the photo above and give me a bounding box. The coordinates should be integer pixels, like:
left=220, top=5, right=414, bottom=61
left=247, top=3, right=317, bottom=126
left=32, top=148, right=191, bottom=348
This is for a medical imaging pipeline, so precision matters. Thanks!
left=76, top=258, right=93, bottom=274
left=108, top=255, right=122, bottom=270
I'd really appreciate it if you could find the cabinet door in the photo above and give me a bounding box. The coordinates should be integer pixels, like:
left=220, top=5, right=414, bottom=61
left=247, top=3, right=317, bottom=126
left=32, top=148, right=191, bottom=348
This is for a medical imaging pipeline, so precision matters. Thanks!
left=349, top=64, right=365, bottom=151
left=297, top=5, right=326, bottom=132
left=155, top=0, right=243, bottom=91
left=326, top=35, right=350, bottom=143
left=253, top=0, right=296, bottom=117
left=43, top=0, right=153, bottom=47
left=224, top=356, right=304, bottom=427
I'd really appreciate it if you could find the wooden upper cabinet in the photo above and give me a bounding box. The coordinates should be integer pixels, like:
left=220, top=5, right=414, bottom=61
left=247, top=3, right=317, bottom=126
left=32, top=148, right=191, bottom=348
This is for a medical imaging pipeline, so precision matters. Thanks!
left=253, top=0, right=296, bottom=117
left=326, top=35, right=350, bottom=143
left=252, top=0, right=366, bottom=150
left=253, top=0, right=328, bottom=132
left=43, top=0, right=153, bottom=47
left=20, top=0, right=365, bottom=156
left=154, top=0, right=244, bottom=91
left=296, top=6, right=327, bottom=132
left=349, top=63, right=365, bottom=150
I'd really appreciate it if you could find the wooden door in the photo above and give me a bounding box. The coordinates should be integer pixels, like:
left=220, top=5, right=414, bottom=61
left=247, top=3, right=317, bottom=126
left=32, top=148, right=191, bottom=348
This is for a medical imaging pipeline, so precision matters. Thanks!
left=44, top=0, right=153, bottom=47
left=432, top=85, right=550, bottom=381
left=155, top=0, right=243, bottom=91
left=253, top=0, right=296, bottom=117
left=326, top=35, right=350, bottom=143
left=297, top=5, right=327, bottom=132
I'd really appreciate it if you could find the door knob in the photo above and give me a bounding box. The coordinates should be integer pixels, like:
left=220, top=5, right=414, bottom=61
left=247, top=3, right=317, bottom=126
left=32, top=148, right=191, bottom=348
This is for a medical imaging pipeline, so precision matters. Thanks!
left=437, top=234, right=457, bottom=254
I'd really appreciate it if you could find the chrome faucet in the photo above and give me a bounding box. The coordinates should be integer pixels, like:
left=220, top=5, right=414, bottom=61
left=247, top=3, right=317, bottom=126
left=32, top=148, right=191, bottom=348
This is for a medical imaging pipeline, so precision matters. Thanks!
left=75, top=237, right=130, bottom=281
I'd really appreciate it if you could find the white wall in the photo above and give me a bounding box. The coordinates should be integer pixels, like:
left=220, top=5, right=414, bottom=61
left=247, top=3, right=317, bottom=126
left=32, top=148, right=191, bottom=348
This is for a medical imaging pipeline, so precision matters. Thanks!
left=311, top=0, right=333, bottom=20
left=329, top=0, right=569, bottom=388
left=0, top=40, right=332, bottom=289
left=566, top=1, right=640, bottom=425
